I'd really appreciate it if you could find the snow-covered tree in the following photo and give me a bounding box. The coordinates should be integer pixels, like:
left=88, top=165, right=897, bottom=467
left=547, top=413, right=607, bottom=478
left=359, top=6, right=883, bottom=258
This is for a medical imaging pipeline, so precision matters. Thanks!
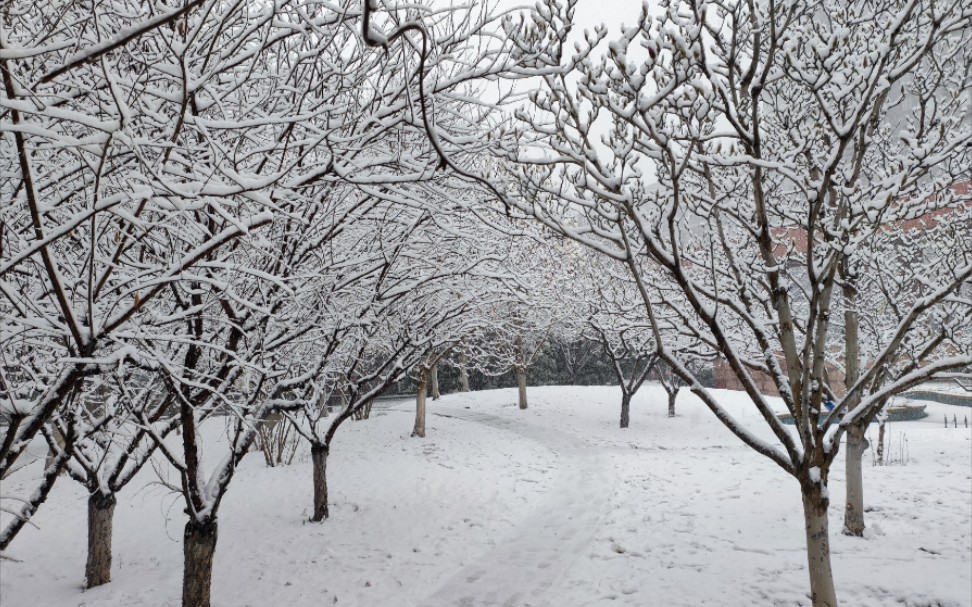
left=838, top=195, right=971, bottom=535
left=504, top=1, right=972, bottom=605
left=2, top=5, right=548, bottom=607
left=0, top=0, right=281, bottom=551
left=579, top=255, right=659, bottom=427
left=36, top=371, right=180, bottom=587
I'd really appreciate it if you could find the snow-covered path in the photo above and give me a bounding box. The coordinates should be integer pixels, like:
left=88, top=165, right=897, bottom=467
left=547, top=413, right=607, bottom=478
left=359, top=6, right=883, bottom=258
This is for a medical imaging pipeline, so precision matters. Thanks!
left=2, top=386, right=969, bottom=607
left=420, top=407, right=615, bottom=607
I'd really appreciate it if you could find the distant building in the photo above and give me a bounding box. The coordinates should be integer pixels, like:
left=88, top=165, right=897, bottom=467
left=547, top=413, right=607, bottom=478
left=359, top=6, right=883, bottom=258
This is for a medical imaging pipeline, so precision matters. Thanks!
left=712, top=180, right=971, bottom=397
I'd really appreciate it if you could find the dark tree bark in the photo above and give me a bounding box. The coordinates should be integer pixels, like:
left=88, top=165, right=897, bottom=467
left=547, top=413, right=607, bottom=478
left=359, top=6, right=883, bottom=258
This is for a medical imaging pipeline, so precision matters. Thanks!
left=667, top=388, right=677, bottom=417
left=182, top=517, right=218, bottom=607
left=515, top=333, right=528, bottom=410
left=311, top=444, right=329, bottom=521
left=84, top=491, right=117, bottom=588
left=619, top=393, right=631, bottom=428
left=516, top=367, right=528, bottom=410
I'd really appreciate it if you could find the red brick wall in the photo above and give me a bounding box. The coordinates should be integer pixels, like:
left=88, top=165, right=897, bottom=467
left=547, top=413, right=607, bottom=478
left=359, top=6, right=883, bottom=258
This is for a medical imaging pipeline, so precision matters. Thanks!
left=712, top=358, right=847, bottom=397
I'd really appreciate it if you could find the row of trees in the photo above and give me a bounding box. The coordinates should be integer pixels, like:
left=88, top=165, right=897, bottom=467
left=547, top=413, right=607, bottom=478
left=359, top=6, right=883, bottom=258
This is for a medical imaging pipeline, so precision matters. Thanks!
left=3, top=1, right=970, bottom=607
left=500, top=1, right=971, bottom=605
left=0, top=0, right=567, bottom=604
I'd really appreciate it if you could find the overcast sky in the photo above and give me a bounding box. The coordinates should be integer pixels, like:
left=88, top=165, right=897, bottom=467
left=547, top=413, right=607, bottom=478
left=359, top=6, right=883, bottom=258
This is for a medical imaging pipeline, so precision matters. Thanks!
left=489, top=0, right=651, bottom=38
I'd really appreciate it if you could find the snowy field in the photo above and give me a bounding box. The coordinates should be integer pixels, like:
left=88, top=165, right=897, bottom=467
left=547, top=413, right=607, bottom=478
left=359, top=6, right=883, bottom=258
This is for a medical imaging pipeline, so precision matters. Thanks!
left=1, top=386, right=970, bottom=607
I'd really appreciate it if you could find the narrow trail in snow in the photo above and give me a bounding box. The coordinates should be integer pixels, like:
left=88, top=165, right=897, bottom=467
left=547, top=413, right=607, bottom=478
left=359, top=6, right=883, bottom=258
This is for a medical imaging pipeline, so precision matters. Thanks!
left=417, top=407, right=615, bottom=607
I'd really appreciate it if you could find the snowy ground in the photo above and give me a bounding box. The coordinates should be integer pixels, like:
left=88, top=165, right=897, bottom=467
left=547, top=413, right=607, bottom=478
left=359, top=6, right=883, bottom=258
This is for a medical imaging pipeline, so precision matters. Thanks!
left=2, top=385, right=970, bottom=606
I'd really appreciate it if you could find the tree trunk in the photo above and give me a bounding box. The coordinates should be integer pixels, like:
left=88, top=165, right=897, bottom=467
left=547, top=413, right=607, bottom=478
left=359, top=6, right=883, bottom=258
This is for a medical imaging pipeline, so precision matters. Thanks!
left=413, top=374, right=428, bottom=437
left=311, top=444, right=329, bottom=521
left=516, top=366, right=528, bottom=410
left=843, top=424, right=867, bottom=536
left=430, top=363, right=440, bottom=400
left=667, top=388, right=677, bottom=417
left=840, top=269, right=866, bottom=536
left=619, top=393, right=631, bottom=428
left=84, top=491, right=116, bottom=588
left=801, top=487, right=838, bottom=607
left=458, top=352, right=470, bottom=392
left=876, top=420, right=886, bottom=465
left=182, top=517, right=218, bottom=607
left=515, top=334, right=528, bottom=410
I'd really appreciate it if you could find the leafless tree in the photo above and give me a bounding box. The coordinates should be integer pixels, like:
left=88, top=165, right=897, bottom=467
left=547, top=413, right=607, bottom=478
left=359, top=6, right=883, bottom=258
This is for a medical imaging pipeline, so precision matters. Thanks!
left=504, top=1, right=972, bottom=604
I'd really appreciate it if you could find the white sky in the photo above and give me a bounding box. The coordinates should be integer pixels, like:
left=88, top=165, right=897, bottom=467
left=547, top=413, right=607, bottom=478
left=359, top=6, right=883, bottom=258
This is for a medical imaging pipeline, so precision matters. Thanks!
left=496, top=0, right=648, bottom=32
